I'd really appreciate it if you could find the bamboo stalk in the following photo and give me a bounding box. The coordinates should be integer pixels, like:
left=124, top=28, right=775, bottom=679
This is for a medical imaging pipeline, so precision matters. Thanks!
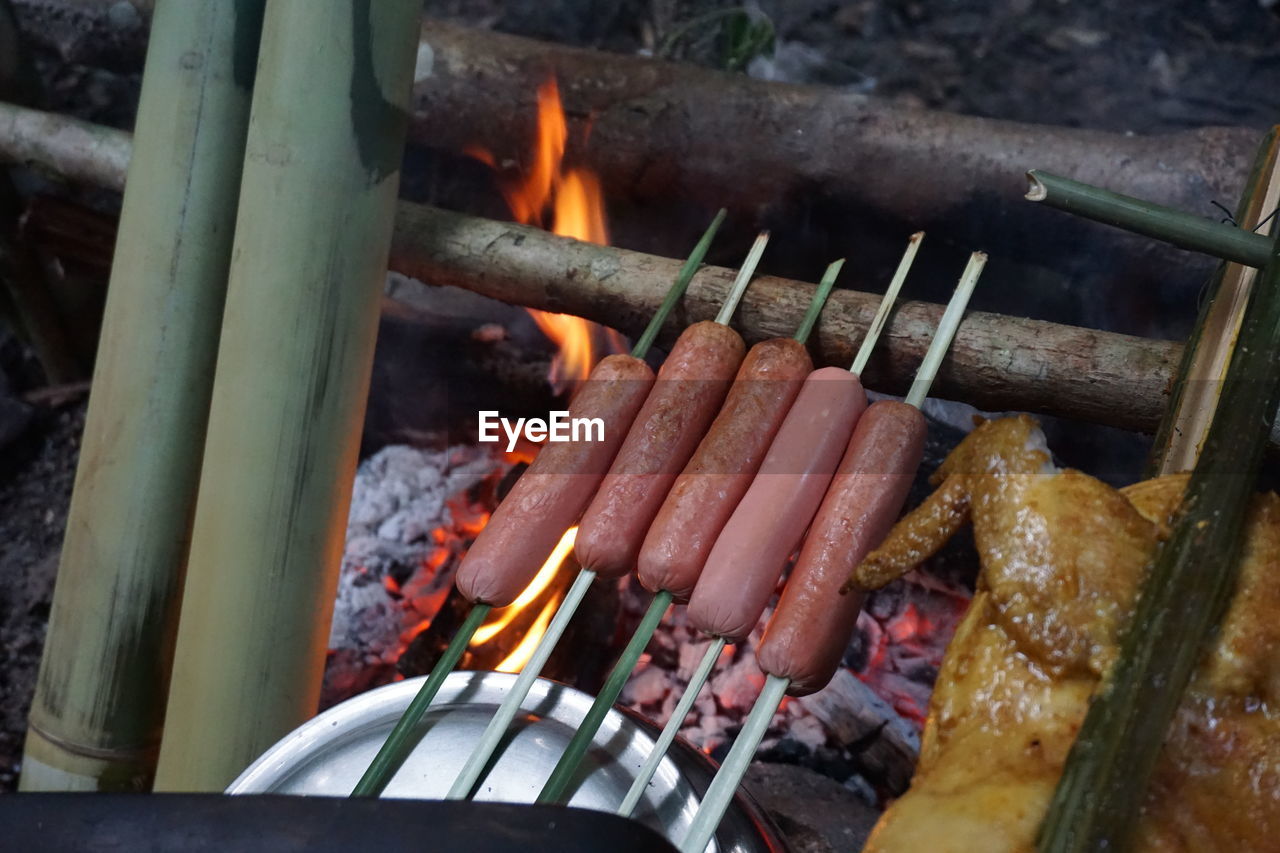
left=1026, top=170, right=1271, bottom=268
left=19, top=0, right=265, bottom=793
left=152, top=0, right=422, bottom=792
left=1037, top=227, right=1280, bottom=850
left=1149, top=129, right=1280, bottom=475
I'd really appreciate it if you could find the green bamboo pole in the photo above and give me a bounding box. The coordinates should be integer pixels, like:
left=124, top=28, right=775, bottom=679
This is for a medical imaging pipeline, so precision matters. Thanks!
left=20, top=0, right=265, bottom=793
left=152, top=0, right=422, bottom=792
left=1036, top=217, right=1280, bottom=850
left=1026, top=169, right=1271, bottom=269
left=1148, top=129, right=1280, bottom=475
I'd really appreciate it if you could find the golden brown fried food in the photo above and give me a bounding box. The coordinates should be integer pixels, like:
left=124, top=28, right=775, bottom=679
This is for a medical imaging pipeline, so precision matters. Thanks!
left=855, top=417, right=1280, bottom=853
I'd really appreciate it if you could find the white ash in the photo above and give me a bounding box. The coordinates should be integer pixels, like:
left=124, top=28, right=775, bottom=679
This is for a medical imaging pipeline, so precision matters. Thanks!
left=324, top=444, right=503, bottom=701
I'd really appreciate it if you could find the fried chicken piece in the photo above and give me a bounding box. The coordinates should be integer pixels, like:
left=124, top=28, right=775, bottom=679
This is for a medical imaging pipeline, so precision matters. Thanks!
left=854, top=416, right=1280, bottom=853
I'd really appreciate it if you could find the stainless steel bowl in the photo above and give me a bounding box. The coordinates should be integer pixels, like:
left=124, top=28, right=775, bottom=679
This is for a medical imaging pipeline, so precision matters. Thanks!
left=228, top=671, right=779, bottom=852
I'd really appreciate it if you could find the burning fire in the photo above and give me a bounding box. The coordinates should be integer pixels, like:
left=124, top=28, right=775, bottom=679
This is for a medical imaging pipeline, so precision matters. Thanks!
left=469, top=77, right=624, bottom=393
left=464, top=79, right=625, bottom=670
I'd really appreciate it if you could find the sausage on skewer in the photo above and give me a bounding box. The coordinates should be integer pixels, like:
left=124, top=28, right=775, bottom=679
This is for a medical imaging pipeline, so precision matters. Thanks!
left=456, top=353, right=656, bottom=606
left=615, top=233, right=925, bottom=820
left=676, top=251, right=987, bottom=853
left=756, top=401, right=925, bottom=693
left=637, top=337, right=813, bottom=599
left=573, top=320, right=746, bottom=578
left=685, top=366, right=868, bottom=641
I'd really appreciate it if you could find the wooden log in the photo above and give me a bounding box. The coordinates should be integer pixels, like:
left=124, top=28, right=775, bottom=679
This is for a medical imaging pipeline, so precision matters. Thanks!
left=390, top=203, right=1179, bottom=434
left=411, top=21, right=1256, bottom=290
left=8, top=5, right=1259, bottom=290
left=0, top=102, right=1213, bottom=437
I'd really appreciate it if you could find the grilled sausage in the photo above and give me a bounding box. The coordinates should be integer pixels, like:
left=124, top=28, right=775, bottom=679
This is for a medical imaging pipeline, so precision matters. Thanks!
left=756, top=401, right=927, bottom=694
left=574, top=321, right=746, bottom=579
left=686, top=366, right=867, bottom=641
left=456, top=354, right=655, bottom=606
left=637, top=338, right=812, bottom=599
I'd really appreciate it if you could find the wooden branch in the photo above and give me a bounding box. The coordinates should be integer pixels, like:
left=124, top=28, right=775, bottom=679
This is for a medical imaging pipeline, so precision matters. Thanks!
left=8, top=6, right=1260, bottom=285
left=0, top=100, right=129, bottom=189
left=390, top=203, right=1180, bottom=434
left=0, top=101, right=1223, bottom=438
left=413, top=21, right=1257, bottom=286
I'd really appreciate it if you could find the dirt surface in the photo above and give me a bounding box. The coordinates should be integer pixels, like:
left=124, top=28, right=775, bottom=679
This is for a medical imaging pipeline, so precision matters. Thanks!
left=0, top=401, right=81, bottom=789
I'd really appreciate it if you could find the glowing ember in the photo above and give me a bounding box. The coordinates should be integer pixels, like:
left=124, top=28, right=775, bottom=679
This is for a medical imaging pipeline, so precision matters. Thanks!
left=470, top=76, right=624, bottom=393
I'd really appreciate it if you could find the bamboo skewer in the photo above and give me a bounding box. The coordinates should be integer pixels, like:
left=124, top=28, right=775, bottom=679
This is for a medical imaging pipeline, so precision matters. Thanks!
left=617, top=635, right=724, bottom=816
left=536, top=256, right=843, bottom=806
left=678, top=251, right=984, bottom=853
left=447, top=233, right=769, bottom=801
left=19, top=0, right=266, bottom=793
left=447, top=568, right=596, bottom=799
left=615, top=233, right=924, bottom=820
left=853, top=232, right=923, bottom=375
left=534, top=588, right=673, bottom=804
left=1025, top=170, right=1272, bottom=269
left=351, top=210, right=727, bottom=798
left=351, top=604, right=491, bottom=796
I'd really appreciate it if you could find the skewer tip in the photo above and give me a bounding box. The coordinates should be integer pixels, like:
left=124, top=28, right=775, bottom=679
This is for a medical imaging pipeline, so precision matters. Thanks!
left=1025, top=171, right=1047, bottom=201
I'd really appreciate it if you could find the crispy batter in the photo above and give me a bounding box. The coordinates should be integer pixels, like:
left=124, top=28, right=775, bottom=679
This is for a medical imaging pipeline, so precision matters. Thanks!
left=860, top=418, right=1280, bottom=853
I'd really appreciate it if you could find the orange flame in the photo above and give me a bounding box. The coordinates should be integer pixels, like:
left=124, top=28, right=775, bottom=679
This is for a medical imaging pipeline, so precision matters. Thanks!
left=472, top=77, right=623, bottom=392
left=476, top=527, right=579, bottom=673
left=463, top=80, right=624, bottom=673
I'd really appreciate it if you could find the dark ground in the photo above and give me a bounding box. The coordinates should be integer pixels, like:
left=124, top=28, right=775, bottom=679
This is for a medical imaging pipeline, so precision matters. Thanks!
left=2, top=0, right=1279, bottom=801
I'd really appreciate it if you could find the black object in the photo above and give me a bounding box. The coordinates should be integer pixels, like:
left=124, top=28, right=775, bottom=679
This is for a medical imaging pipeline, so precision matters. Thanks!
left=0, top=794, right=680, bottom=852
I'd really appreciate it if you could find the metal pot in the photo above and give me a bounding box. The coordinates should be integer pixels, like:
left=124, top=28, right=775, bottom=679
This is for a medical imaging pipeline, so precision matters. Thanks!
left=228, top=671, right=784, bottom=853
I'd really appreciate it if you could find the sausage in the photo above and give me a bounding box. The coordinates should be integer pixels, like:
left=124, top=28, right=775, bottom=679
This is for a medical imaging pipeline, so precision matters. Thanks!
left=455, top=354, right=655, bottom=606
left=756, top=401, right=927, bottom=694
left=686, top=366, right=867, bottom=642
left=574, top=321, right=746, bottom=579
left=637, top=338, right=812, bottom=599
